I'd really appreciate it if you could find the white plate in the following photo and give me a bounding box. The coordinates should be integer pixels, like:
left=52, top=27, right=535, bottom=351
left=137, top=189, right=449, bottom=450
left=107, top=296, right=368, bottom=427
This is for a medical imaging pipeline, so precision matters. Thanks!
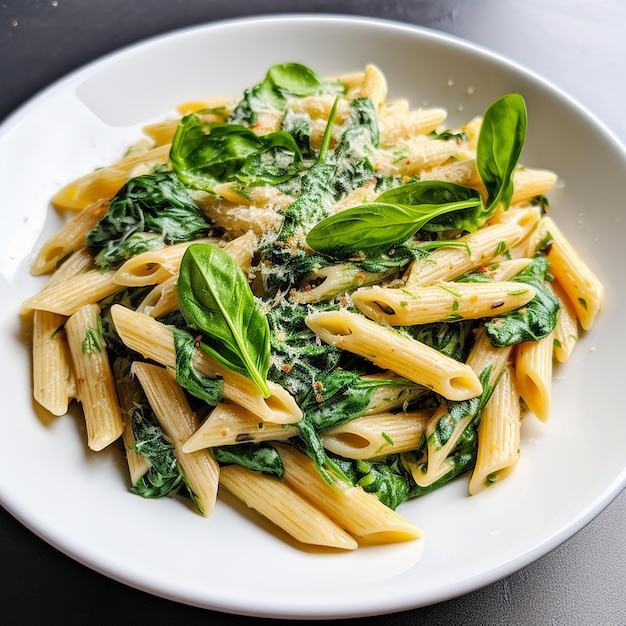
left=1, top=15, right=624, bottom=620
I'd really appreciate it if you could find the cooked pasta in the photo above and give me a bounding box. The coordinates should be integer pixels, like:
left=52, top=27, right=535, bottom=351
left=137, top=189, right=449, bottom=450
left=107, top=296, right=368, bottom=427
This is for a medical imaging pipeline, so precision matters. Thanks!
left=21, top=62, right=603, bottom=550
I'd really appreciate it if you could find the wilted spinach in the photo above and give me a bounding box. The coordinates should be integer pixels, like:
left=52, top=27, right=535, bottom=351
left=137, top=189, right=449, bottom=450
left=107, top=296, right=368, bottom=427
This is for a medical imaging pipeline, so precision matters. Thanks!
left=86, top=171, right=212, bottom=270
left=484, top=255, right=559, bottom=346
left=170, top=116, right=303, bottom=193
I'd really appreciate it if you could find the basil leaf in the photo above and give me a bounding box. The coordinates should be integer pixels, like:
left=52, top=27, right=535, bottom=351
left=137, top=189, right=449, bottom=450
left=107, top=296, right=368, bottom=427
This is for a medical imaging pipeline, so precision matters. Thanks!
left=86, top=171, right=212, bottom=270
left=306, top=181, right=483, bottom=258
left=177, top=243, right=271, bottom=397
left=229, top=62, right=344, bottom=126
left=477, top=93, right=527, bottom=215
left=170, top=115, right=302, bottom=192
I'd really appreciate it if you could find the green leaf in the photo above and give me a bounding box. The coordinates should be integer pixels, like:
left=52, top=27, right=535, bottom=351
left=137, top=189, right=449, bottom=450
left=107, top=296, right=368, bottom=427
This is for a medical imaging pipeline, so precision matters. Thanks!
left=306, top=181, right=483, bottom=258
left=229, top=62, right=345, bottom=126
left=129, top=399, right=184, bottom=499
left=477, top=93, right=527, bottom=215
left=177, top=243, right=271, bottom=397
left=484, top=255, right=559, bottom=346
left=212, top=443, right=284, bottom=479
left=170, top=116, right=303, bottom=192
left=172, top=327, right=224, bottom=405
left=86, top=171, right=212, bottom=269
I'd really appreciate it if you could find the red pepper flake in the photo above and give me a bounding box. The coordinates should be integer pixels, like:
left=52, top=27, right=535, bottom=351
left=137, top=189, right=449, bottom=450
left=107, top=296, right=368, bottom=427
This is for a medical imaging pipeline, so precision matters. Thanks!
left=315, top=394, right=324, bottom=403
left=281, top=364, right=292, bottom=374
left=314, top=381, right=323, bottom=391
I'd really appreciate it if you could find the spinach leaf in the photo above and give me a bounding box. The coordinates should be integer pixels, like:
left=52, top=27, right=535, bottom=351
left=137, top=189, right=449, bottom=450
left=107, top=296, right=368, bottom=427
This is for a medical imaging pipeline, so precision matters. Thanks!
left=333, top=455, right=411, bottom=510
left=212, top=442, right=284, bottom=479
left=484, top=255, right=559, bottom=346
left=229, top=62, right=345, bottom=126
left=477, top=93, right=527, bottom=216
left=177, top=243, right=271, bottom=397
left=86, top=171, right=212, bottom=270
left=170, top=115, right=302, bottom=192
left=400, top=320, right=476, bottom=362
left=172, top=327, right=224, bottom=405
left=129, top=396, right=185, bottom=498
left=305, top=181, right=483, bottom=259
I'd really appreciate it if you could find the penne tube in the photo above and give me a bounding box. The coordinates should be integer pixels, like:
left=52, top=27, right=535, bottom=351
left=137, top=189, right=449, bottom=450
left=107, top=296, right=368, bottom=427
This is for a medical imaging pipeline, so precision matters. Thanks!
left=21, top=268, right=122, bottom=316
left=403, top=222, right=523, bottom=289
left=219, top=464, right=358, bottom=550
left=469, top=365, right=521, bottom=495
left=510, top=167, right=558, bottom=204
left=132, top=361, right=220, bottom=516
left=110, top=304, right=302, bottom=425
left=358, top=63, right=388, bottom=110
left=30, top=200, right=109, bottom=275
left=51, top=144, right=170, bottom=211
left=419, top=158, right=481, bottom=187
left=321, top=409, right=432, bottom=460
left=64, top=304, right=124, bottom=451
left=113, top=237, right=217, bottom=287
left=372, top=135, right=458, bottom=177
left=351, top=281, right=536, bottom=326
left=135, top=232, right=256, bottom=316
left=275, top=443, right=422, bottom=543
left=183, top=402, right=299, bottom=452
left=514, top=331, right=554, bottom=422
left=32, top=310, right=75, bottom=416
left=378, top=107, right=448, bottom=147
left=192, top=197, right=283, bottom=236
left=550, top=281, right=579, bottom=363
left=541, top=216, right=604, bottom=330
left=305, top=310, right=482, bottom=401
left=136, top=274, right=179, bottom=318
left=292, top=263, right=396, bottom=305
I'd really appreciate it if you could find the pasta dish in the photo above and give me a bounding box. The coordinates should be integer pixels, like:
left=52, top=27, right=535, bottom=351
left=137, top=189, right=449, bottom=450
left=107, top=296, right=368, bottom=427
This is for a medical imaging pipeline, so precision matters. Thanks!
left=20, top=63, right=604, bottom=550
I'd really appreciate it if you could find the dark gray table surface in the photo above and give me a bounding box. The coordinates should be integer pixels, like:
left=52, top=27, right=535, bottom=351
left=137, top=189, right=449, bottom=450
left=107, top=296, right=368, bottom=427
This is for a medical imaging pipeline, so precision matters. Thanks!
left=2, top=2, right=625, bottom=624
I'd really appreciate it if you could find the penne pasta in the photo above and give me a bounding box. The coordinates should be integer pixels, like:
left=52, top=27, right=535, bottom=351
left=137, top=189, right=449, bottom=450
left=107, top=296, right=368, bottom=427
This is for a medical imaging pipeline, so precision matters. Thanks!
left=514, top=331, right=554, bottom=422
left=351, top=281, right=536, bottom=326
left=321, top=409, right=433, bottom=460
left=30, top=200, right=109, bottom=275
left=275, top=444, right=422, bottom=543
left=64, top=304, right=124, bottom=451
left=305, top=309, right=482, bottom=401
left=132, top=361, right=220, bottom=516
left=403, top=223, right=523, bottom=288
left=469, top=365, right=521, bottom=495
left=541, top=216, right=604, bottom=330
left=219, top=464, right=358, bottom=550
left=21, top=61, right=604, bottom=550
